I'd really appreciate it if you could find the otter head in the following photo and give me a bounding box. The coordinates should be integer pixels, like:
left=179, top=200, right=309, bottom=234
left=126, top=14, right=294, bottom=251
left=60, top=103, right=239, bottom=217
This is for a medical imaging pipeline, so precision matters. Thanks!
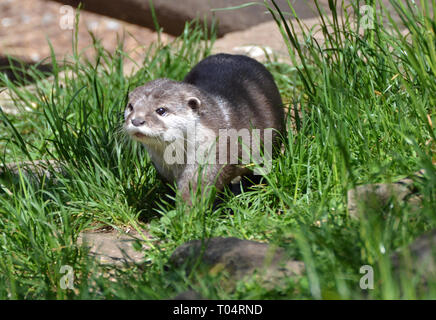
left=124, top=79, right=202, bottom=147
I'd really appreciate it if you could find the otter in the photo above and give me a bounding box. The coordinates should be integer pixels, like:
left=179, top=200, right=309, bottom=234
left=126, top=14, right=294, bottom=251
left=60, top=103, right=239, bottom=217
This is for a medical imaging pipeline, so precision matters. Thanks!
left=124, top=53, right=284, bottom=203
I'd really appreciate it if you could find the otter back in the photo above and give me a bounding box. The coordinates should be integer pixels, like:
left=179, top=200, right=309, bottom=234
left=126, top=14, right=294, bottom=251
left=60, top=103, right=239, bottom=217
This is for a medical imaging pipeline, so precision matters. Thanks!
left=183, top=54, right=284, bottom=134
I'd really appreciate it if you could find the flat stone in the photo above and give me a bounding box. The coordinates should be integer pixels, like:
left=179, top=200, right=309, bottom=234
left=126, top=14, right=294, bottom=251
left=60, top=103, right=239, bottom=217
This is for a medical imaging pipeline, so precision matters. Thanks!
left=78, top=228, right=151, bottom=265
left=347, top=173, right=423, bottom=219
left=212, top=17, right=325, bottom=61
left=0, top=159, right=63, bottom=181
left=391, top=229, right=436, bottom=283
left=170, top=237, right=304, bottom=289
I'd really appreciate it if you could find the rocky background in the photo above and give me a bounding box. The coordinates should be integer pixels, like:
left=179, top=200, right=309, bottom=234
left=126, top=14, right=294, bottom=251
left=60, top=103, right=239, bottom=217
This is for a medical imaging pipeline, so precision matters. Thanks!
left=0, top=0, right=330, bottom=76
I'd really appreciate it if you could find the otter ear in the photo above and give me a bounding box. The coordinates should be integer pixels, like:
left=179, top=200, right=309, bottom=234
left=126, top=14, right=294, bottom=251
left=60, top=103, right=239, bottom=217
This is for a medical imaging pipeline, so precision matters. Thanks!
left=187, top=97, right=201, bottom=111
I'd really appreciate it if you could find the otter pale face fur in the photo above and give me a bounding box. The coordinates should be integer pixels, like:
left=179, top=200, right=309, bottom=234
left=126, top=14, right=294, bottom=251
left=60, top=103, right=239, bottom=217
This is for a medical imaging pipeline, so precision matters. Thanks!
left=124, top=54, right=285, bottom=203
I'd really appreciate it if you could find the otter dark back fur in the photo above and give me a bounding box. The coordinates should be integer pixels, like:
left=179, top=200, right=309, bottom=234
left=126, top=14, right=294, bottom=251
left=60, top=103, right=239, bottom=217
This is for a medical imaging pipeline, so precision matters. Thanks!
left=183, top=54, right=284, bottom=136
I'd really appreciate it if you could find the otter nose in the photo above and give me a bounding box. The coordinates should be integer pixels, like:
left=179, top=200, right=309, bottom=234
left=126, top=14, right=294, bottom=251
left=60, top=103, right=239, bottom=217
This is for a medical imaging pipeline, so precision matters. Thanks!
left=131, top=118, right=145, bottom=127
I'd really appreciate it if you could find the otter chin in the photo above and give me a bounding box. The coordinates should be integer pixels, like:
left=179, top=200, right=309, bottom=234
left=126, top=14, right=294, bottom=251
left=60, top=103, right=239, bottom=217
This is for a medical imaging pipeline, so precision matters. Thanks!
left=123, top=53, right=285, bottom=204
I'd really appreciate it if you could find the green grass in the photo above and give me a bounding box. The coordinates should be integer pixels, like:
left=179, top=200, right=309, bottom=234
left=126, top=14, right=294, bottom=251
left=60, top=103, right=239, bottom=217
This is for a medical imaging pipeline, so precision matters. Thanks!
left=0, top=0, right=435, bottom=299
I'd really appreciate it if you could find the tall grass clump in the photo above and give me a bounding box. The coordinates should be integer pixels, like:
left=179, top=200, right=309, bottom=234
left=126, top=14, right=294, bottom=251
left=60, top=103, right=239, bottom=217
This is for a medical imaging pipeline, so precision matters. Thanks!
left=258, top=0, right=436, bottom=299
left=0, top=17, right=217, bottom=298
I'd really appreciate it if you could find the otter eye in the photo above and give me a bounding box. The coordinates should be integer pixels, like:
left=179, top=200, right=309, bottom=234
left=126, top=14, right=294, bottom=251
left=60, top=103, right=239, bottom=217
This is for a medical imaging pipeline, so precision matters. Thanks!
left=126, top=103, right=133, bottom=112
left=156, top=107, right=167, bottom=116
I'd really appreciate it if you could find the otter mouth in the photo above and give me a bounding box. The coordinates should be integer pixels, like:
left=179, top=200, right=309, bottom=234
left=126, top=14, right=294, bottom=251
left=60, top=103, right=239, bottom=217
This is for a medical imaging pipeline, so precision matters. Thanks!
left=134, top=132, right=146, bottom=138
left=130, top=131, right=161, bottom=142
left=125, top=126, right=160, bottom=141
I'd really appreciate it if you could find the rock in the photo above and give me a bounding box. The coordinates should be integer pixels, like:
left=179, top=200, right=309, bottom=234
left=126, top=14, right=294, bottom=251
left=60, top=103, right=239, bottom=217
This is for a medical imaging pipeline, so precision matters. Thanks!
left=77, top=228, right=151, bottom=266
left=391, top=229, right=436, bottom=284
left=0, top=159, right=63, bottom=181
left=52, top=0, right=327, bottom=37
left=212, top=18, right=325, bottom=61
left=212, top=21, right=288, bottom=60
left=170, top=237, right=304, bottom=289
left=347, top=175, right=423, bottom=219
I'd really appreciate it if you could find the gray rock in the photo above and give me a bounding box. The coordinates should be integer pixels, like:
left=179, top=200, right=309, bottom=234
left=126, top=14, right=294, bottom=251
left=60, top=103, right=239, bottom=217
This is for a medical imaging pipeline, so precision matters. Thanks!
left=0, top=159, right=63, bottom=181
left=170, top=237, right=304, bottom=288
left=52, top=0, right=325, bottom=36
left=347, top=175, right=423, bottom=219
left=78, top=228, right=151, bottom=266
left=391, top=229, right=436, bottom=278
